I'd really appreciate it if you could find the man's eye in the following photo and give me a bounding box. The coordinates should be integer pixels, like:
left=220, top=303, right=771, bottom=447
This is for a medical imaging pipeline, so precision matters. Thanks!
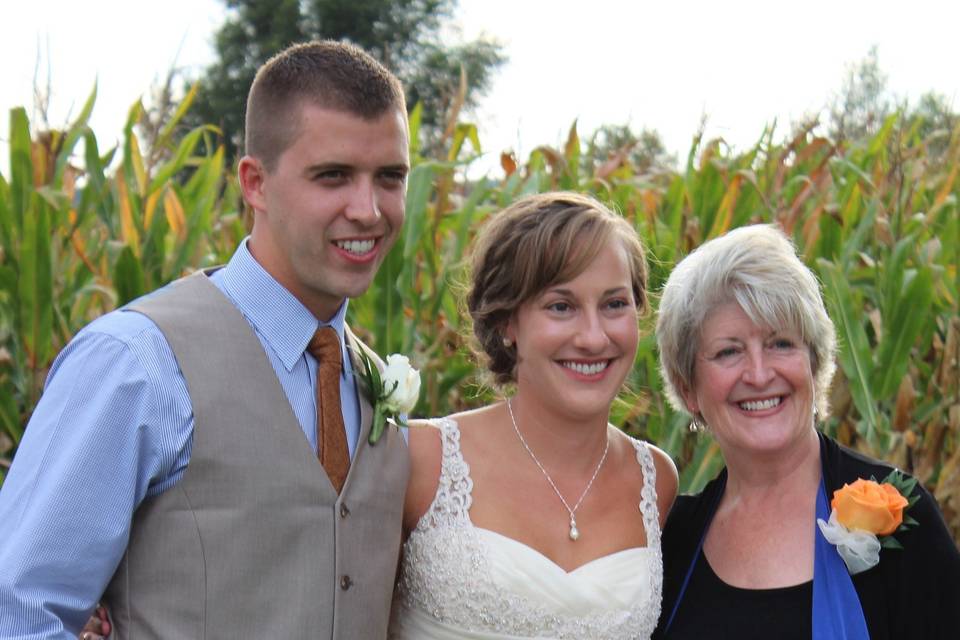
left=379, top=171, right=407, bottom=185
left=314, top=170, right=346, bottom=181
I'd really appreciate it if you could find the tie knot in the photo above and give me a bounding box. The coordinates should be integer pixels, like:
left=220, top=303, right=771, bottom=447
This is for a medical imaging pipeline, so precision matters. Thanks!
left=308, top=327, right=342, bottom=369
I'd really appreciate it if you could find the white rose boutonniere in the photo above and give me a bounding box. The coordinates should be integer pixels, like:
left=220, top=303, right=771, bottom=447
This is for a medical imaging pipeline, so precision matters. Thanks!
left=354, top=350, right=421, bottom=445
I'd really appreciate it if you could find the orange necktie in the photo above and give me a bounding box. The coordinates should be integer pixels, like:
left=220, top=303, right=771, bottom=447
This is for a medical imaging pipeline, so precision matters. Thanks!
left=307, top=327, right=350, bottom=493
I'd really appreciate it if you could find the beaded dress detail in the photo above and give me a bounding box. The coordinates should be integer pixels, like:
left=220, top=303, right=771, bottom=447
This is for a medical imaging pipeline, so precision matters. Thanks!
left=390, top=417, right=663, bottom=639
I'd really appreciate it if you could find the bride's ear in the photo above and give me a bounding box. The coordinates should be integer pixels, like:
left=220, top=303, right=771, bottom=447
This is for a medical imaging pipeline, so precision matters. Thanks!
left=503, top=317, right=517, bottom=348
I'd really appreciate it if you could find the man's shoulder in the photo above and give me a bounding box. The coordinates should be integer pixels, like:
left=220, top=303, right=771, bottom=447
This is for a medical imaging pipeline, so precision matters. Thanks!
left=67, top=278, right=207, bottom=357
left=81, top=304, right=165, bottom=344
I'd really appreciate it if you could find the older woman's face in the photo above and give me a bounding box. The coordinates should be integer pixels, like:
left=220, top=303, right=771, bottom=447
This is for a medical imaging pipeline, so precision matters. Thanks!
left=683, top=302, right=815, bottom=457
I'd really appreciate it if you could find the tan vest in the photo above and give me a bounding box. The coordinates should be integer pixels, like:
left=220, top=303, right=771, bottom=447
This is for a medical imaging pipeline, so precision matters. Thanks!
left=103, top=271, right=410, bottom=639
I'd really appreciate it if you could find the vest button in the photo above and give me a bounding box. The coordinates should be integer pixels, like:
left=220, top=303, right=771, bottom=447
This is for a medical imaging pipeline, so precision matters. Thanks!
left=339, top=503, right=350, bottom=518
left=340, top=575, right=353, bottom=590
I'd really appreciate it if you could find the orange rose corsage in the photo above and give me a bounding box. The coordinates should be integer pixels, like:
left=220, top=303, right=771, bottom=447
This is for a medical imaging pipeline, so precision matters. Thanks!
left=832, top=478, right=909, bottom=536
left=817, top=470, right=919, bottom=574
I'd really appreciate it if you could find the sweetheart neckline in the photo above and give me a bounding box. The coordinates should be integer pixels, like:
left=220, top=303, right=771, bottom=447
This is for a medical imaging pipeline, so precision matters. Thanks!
left=474, top=526, right=653, bottom=575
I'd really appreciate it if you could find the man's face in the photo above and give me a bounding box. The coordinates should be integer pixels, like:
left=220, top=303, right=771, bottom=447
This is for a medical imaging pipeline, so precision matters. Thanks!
left=241, top=104, right=410, bottom=320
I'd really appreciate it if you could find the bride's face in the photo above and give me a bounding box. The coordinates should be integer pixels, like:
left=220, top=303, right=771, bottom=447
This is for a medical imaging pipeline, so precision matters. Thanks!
left=506, top=241, right=639, bottom=422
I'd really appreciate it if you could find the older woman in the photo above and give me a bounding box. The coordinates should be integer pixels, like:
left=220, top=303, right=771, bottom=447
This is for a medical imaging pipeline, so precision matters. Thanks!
left=654, top=224, right=960, bottom=639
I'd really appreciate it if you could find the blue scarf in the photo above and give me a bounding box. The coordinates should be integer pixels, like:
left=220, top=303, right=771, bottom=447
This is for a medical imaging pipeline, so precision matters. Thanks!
left=663, top=476, right=870, bottom=638
left=812, top=479, right=870, bottom=639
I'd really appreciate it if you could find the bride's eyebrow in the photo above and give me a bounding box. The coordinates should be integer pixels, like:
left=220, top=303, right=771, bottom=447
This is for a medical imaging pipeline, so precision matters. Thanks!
left=543, top=286, right=628, bottom=297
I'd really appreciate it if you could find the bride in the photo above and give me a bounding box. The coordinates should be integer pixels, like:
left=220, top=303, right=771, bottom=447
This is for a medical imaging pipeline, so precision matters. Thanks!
left=391, top=192, right=677, bottom=638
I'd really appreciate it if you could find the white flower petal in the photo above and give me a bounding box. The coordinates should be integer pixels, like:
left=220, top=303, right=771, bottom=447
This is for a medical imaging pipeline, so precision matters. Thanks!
left=817, top=510, right=881, bottom=575
left=381, top=354, right=421, bottom=413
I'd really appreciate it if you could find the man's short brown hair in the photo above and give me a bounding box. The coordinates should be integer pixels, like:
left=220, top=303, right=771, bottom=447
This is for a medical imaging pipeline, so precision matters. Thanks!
left=244, top=40, right=406, bottom=171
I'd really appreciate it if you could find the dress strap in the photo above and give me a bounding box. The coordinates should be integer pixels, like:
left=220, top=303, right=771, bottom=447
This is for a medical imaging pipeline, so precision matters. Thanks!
left=630, top=438, right=662, bottom=548
left=416, top=417, right=474, bottom=530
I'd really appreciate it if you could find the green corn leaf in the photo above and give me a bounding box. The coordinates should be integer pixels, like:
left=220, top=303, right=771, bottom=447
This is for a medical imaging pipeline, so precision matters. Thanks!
left=155, top=82, right=199, bottom=151
left=147, top=127, right=208, bottom=195
left=0, top=383, right=23, bottom=445
left=0, top=177, right=12, bottom=252
left=871, top=267, right=933, bottom=399
left=408, top=102, right=423, bottom=160
left=9, top=108, right=33, bottom=236
left=880, top=235, right=912, bottom=320
left=113, top=245, right=146, bottom=306
left=18, top=195, right=54, bottom=375
left=402, top=164, right=436, bottom=261
left=680, top=439, right=724, bottom=494
left=53, top=85, right=98, bottom=185
left=818, top=259, right=881, bottom=443
left=838, top=203, right=876, bottom=270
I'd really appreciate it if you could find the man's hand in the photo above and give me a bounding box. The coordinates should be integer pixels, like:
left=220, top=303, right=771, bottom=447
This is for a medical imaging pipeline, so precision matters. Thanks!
left=79, top=603, right=111, bottom=639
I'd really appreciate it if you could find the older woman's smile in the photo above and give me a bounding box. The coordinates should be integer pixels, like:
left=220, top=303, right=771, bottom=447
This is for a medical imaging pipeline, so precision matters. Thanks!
left=737, top=396, right=783, bottom=412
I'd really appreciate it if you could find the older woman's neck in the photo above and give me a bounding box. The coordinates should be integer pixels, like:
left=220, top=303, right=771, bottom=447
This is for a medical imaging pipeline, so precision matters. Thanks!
left=722, top=428, right=821, bottom=499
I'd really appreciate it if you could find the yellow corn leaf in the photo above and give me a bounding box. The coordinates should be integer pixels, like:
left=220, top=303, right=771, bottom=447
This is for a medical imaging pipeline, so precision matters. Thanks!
left=937, top=317, right=959, bottom=391
left=144, top=190, right=161, bottom=229
left=892, top=374, right=915, bottom=432
left=564, top=121, right=580, bottom=162
left=163, top=188, right=187, bottom=239
left=801, top=203, right=824, bottom=248
left=841, top=183, right=862, bottom=227
left=934, top=162, right=958, bottom=209
left=68, top=208, right=99, bottom=276
left=934, top=432, right=960, bottom=530
left=31, top=140, right=48, bottom=188
left=442, top=65, right=468, bottom=142
left=130, top=135, right=148, bottom=196
left=116, top=175, right=140, bottom=257
left=710, top=173, right=742, bottom=237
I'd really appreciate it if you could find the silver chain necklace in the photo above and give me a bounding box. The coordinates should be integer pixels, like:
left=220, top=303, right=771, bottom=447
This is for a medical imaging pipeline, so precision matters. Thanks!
left=506, top=397, right=609, bottom=541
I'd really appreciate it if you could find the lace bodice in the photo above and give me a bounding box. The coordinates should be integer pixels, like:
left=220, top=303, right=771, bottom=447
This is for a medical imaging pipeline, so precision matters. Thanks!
left=391, top=417, right=663, bottom=639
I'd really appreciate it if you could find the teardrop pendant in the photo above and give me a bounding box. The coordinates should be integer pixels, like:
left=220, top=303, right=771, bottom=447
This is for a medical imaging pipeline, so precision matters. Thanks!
left=569, top=518, right=580, bottom=541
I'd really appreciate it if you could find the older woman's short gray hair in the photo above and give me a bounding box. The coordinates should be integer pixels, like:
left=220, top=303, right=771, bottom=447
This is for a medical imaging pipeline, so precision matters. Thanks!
left=655, top=224, right=837, bottom=419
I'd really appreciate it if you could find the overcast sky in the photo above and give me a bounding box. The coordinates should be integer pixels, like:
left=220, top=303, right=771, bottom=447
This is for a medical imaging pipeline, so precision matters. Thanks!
left=2, top=0, right=958, bottom=176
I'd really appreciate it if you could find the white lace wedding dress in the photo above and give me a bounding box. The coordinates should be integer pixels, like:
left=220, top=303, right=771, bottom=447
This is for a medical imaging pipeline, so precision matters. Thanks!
left=389, top=417, right=662, bottom=639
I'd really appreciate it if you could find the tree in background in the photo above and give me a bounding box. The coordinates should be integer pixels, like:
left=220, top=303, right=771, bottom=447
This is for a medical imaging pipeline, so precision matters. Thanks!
left=828, top=46, right=891, bottom=144
left=908, top=91, right=959, bottom=162
left=187, top=0, right=505, bottom=158
left=583, top=123, right=675, bottom=175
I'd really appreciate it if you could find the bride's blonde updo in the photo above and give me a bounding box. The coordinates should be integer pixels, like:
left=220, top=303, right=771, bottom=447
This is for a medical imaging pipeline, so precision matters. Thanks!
left=466, top=191, right=648, bottom=386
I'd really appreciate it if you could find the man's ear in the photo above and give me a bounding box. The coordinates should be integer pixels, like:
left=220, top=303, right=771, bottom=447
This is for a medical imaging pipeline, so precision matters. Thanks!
left=238, top=156, right=267, bottom=214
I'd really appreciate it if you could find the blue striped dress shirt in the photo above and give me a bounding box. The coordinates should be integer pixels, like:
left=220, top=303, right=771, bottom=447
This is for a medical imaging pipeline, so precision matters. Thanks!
left=0, top=239, right=361, bottom=639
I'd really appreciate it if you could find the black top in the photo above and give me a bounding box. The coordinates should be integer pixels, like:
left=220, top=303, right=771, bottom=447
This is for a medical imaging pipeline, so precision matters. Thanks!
left=666, top=550, right=812, bottom=640
left=655, top=433, right=960, bottom=639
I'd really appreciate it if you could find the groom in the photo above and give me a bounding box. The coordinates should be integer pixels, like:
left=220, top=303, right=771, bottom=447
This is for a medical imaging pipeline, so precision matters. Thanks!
left=0, top=41, right=411, bottom=638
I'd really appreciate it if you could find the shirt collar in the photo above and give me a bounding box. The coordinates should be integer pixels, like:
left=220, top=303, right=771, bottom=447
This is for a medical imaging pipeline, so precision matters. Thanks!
left=219, top=239, right=352, bottom=376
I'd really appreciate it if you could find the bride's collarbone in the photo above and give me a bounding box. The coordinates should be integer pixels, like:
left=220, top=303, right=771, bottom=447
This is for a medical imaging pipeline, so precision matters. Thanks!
left=467, top=461, right=649, bottom=571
